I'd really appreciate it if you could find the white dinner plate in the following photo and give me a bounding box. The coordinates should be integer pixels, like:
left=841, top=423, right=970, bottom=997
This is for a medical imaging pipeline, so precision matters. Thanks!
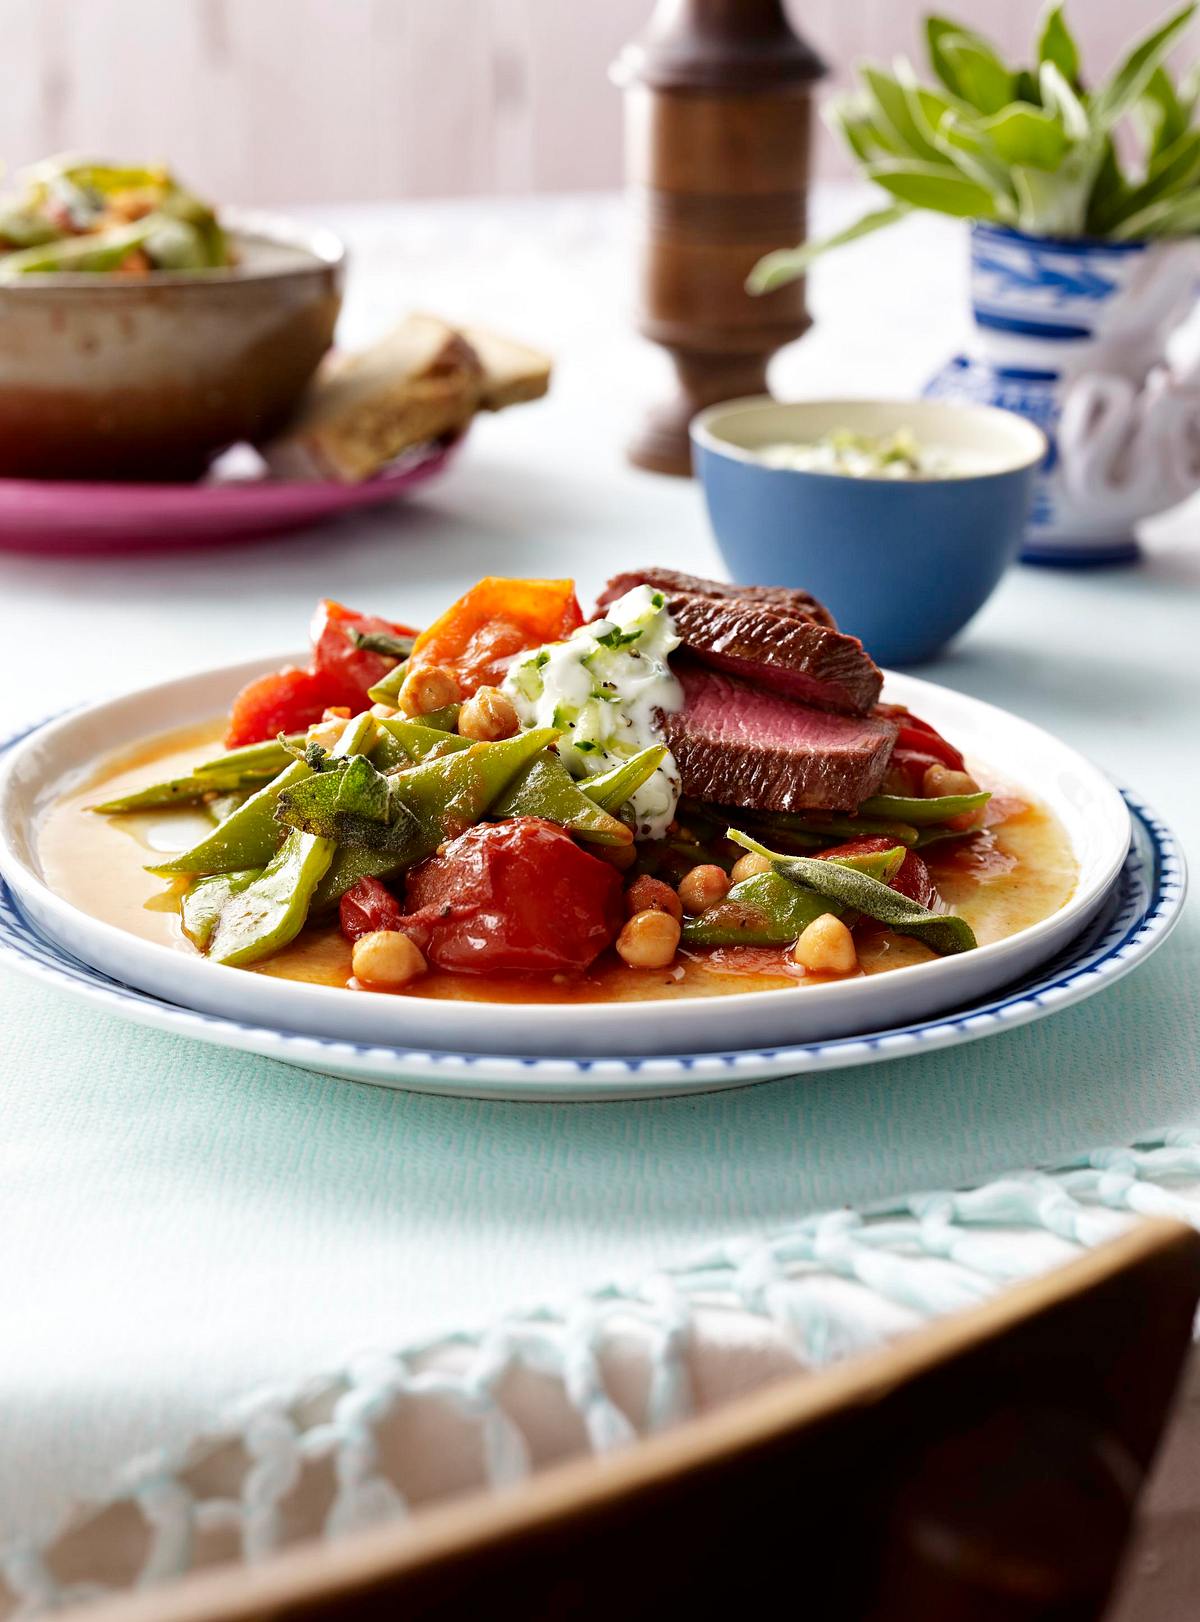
left=0, top=657, right=1163, bottom=1091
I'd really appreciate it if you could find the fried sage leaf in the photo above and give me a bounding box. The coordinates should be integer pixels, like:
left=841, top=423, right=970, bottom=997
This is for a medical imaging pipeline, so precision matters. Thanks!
left=727, top=830, right=977, bottom=955
left=681, top=845, right=907, bottom=948
left=350, top=628, right=416, bottom=661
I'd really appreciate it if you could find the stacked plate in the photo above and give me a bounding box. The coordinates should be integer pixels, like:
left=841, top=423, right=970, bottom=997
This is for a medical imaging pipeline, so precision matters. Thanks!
left=0, top=663, right=1185, bottom=1101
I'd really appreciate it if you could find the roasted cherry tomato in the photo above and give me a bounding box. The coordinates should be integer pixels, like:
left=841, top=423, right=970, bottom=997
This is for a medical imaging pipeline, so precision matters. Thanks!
left=877, top=703, right=966, bottom=777
left=310, top=600, right=418, bottom=709
left=818, top=836, right=937, bottom=908
left=224, top=667, right=337, bottom=748
left=406, top=578, right=583, bottom=697
left=339, top=876, right=407, bottom=943
left=225, top=600, right=418, bottom=745
left=403, top=817, right=622, bottom=973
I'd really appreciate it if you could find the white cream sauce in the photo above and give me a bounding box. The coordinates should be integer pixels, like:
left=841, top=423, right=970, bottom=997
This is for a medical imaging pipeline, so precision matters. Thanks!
left=503, top=584, right=683, bottom=839
left=755, top=428, right=976, bottom=480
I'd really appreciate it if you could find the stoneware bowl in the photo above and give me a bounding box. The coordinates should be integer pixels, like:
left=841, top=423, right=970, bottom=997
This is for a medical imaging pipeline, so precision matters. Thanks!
left=690, top=397, right=1047, bottom=665
left=0, top=209, right=344, bottom=481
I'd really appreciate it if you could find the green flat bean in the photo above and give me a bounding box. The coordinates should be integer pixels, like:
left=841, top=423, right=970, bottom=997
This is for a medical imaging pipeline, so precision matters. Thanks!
left=96, top=732, right=310, bottom=813
left=373, top=717, right=471, bottom=768
left=147, top=759, right=312, bottom=874
left=742, top=810, right=921, bottom=848
left=195, top=736, right=304, bottom=778
left=91, top=771, right=267, bottom=815
left=206, top=791, right=250, bottom=825
left=366, top=663, right=410, bottom=706
left=180, top=869, right=260, bottom=948
left=580, top=746, right=667, bottom=813
left=207, top=828, right=334, bottom=966
left=419, top=703, right=461, bottom=733
left=492, top=753, right=632, bottom=845
left=681, top=870, right=829, bottom=947
left=308, top=727, right=556, bottom=908
left=151, top=714, right=375, bottom=877
left=913, top=825, right=977, bottom=850
left=205, top=716, right=377, bottom=965
left=859, top=791, right=990, bottom=825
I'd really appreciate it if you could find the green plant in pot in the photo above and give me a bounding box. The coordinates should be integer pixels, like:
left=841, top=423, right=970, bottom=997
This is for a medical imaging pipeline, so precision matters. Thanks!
left=751, top=4, right=1200, bottom=565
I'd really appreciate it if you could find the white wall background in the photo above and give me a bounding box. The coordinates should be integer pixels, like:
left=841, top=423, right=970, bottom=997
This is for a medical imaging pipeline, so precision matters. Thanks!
left=0, top=1, right=1178, bottom=205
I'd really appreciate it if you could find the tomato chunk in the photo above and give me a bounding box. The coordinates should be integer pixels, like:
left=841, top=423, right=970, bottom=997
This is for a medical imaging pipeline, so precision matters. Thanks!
left=225, top=600, right=418, bottom=746
left=224, top=667, right=337, bottom=748
left=877, top=703, right=966, bottom=774
left=403, top=817, right=623, bottom=973
left=339, top=876, right=407, bottom=943
left=310, top=599, right=418, bottom=709
left=407, top=578, right=583, bottom=697
left=818, top=836, right=937, bottom=909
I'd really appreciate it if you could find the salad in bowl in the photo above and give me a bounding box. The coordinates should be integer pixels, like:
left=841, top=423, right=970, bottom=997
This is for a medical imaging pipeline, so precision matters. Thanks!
left=51, top=570, right=1079, bottom=1007
left=0, top=155, right=232, bottom=277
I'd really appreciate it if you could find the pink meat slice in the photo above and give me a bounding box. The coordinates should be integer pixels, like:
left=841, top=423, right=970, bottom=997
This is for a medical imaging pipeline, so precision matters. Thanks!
left=594, top=568, right=880, bottom=716
left=664, top=662, right=897, bottom=814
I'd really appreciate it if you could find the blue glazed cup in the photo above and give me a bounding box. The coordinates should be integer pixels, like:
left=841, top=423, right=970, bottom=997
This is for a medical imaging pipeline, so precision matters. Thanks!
left=690, top=397, right=1046, bottom=666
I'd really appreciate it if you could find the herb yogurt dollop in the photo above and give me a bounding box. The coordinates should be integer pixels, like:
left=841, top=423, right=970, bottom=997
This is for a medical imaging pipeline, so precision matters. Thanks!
left=502, top=584, right=683, bottom=839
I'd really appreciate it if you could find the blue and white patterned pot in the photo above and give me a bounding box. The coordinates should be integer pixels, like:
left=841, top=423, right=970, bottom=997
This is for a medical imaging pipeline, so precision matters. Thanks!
left=925, top=222, right=1200, bottom=566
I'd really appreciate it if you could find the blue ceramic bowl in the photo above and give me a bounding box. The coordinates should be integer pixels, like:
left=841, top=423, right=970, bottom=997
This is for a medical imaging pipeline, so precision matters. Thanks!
left=690, top=397, right=1047, bottom=666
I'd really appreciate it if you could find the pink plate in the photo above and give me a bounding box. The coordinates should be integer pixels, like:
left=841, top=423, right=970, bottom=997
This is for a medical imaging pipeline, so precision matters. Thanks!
left=0, top=436, right=462, bottom=556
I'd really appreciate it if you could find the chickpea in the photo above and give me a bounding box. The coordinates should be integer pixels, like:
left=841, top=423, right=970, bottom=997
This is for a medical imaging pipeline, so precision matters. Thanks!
left=617, top=909, right=681, bottom=969
left=624, top=875, right=683, bottom=921
left=881, top=765, right=915, bottom=796
left=351, top=929, right=427, bottom=989
left=678, top=864, right=731, bottom=914
left=458, top=685, right=519, bottom=742
left=923, top=763, right=984, bottom=830
left=399, top=664, right=461, bottom=718
left=730, top=852, right=772, bottom=884
left=923, top=763, right=980, bottom=798
left=793, top=913, right=858, bottom=976
left=307, top=719, right=350, bottom=753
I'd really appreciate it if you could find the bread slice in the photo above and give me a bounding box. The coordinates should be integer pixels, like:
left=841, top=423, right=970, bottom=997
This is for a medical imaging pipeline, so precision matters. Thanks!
left=262, top=314, right=483, bottom=484
left=461, top=325, right=552, bottom=410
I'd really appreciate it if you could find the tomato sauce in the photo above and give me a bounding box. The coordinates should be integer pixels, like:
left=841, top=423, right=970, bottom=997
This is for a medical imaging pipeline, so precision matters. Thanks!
left=38, top=719, right=1080, bottom=1005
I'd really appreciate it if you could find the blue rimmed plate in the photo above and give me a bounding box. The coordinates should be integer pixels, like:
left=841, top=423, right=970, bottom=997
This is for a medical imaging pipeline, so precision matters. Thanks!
left=0, top=696, right=1184, bottom=1098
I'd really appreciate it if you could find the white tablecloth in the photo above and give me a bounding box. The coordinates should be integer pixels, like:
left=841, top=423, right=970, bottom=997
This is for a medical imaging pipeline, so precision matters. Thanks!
left=1, top=188, right=1197, bottom=1611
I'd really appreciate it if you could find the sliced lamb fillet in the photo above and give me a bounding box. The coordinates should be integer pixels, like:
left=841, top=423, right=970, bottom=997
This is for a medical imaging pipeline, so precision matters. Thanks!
left=663, top=661, right=897, bottom=814
left=595, top=568, right=837, bottom=630
left=665, top=592, right=882, bottom=716
left=594, top=568, right=877, bottom=714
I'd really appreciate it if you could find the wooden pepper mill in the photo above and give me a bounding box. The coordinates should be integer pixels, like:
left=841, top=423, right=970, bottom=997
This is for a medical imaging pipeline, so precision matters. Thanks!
left=613, top=0, right=825, bottom=476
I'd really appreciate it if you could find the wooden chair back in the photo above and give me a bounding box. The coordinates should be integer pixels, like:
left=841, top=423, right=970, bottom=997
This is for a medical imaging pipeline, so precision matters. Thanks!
left=67, top=1219, right=1200, bottom=1622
